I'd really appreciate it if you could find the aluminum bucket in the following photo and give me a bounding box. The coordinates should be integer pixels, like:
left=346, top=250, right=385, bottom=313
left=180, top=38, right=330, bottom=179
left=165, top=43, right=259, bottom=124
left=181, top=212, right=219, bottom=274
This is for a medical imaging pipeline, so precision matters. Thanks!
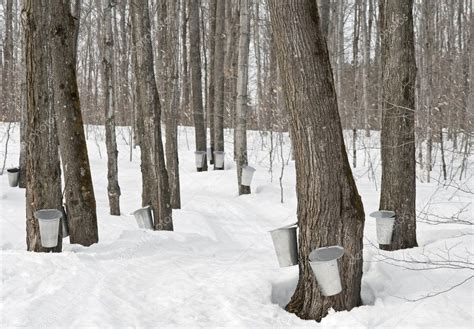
left=132, top=206, right=154, bottom=229
left=34, top=209, right=62, bottom=248
left=270, top=225, right=298, bottom=267
left=241, top=166, right=256, bottom=187
left=309, top=245, right=345, bottom=296
left=194, top=151, right=206, bottom=169
left=370, top=210, right=396, bottom=245
left=7, top=167, right=19, bottom=187
left=214, top=151, right=225, bottom=169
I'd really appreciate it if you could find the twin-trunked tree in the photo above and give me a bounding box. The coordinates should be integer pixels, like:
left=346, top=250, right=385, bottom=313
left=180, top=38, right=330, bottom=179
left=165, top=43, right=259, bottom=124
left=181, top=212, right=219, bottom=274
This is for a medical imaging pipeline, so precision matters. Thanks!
left=131, top=0, right=173, bottom=231
left=24, top=0, right=99, bottom=251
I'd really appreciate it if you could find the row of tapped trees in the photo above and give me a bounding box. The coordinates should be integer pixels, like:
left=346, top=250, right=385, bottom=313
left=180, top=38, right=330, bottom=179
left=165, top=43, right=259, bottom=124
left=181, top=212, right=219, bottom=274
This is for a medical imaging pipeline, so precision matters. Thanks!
left=0, top=0, right=471, bottom=322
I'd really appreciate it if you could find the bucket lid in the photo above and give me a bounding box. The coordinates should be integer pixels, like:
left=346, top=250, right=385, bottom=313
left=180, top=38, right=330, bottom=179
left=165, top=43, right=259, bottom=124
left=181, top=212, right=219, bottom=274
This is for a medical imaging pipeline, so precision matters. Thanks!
left=243, top=165, right=256, bottom=172
left=214, top=151, right=225, bottom=155
left=309, top=245, right=345, bottom=262
left=34, top=209, right=62, bottom=221
left=194, top=151, right=206, bottom=154
left=369, top=210, right=395, bottom=218
left=131, top=205, right=151, bottom=216
left=7, top=167, right=19, bottom=173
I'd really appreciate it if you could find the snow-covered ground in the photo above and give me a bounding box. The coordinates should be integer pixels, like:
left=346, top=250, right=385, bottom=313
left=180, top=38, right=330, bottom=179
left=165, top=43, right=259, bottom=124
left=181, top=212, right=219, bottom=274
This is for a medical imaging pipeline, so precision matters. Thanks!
left=1, top=123, right=473, bottom=328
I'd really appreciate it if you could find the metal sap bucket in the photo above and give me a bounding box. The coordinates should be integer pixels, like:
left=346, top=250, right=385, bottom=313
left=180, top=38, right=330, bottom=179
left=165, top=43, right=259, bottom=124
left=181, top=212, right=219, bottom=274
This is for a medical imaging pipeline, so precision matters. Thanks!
left=214, top=151, right=225, bottom=169
left=269, top=224, right=298, bottom=267
left=309, top=245, right=345, bottom=296
left=61, top=207, right=69, bottom=238
left=194, top=151, right=206, bottom=169
left=132, top=206, right=154, bottom=229
left=7, top=167, right=20, bottom=187
left=370, top=210, right=396, bottom=245
left=34, top=209, right=62, bottom=248
left=241, top=165, right=256, bottom=187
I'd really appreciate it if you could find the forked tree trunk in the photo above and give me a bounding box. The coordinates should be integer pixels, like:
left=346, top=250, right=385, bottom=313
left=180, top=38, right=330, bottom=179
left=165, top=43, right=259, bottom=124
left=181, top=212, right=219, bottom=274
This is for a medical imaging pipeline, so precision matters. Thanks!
left=213, top=0, right=226, bottom=169
left=235, top=0, right=251, bottom=195
left=23, top=0, right=63, bottom=252
left=50, top=0, right=98, bottom=246
left=189, top=0, right=208, bottom=171
left=131, top=0, right=173, bottom=231
left=102, top=0, right=121, bottom=215
left=379, top=0, right=417, bottom=250
left=268, top=0, right=365, bottom=321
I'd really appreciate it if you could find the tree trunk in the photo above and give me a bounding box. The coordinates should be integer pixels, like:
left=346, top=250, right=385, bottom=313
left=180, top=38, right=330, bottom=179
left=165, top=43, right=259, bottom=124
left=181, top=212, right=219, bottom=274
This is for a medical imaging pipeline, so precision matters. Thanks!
left=2, top=0, right=13, bottom=121
left=422, top=0, right=434, bottom=183
left=165, top=0, right=181, bottom=209
left=50, top=0, right=99, bottom=246
left=352, top=0, right=360, bottom=168
left=235, top=0, right=251, bottom=195
left=379, top=0, right=417, bottom=251
left=361, top=0, right=371, bottom=137
left=213, top=0, right=226, bottom=169
left=102, top=0, right=121, bottom=215
left=181, top=0, right=190, bottom=125
left=207, top=0, right=217, bottom=164
left=268, top=0, right=365, bottom=321
left=189, top=0, right=208, bottom=171
left=317, top=0, right=330, bottom=38
left=23, top=0, right=63, bottom=252
left=19, top=28, right=27, bottom=189
left=131, top=0, right=173, bottom=231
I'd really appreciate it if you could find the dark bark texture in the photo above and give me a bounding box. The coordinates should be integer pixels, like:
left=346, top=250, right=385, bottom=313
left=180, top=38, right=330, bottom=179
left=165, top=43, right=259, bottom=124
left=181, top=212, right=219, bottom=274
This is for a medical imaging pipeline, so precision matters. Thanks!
left=131, top=0, right=173, bottom=231
left=50, top=0, right=99, bottom=246
left=268, top=0, right=365, bottom=321
left=23, top=0, right=63, bottom=252
left=379, top=0, right=418, bottom=250
left=102, top=0, right=121, bottom=215
left=164, top=0, right=181, bottom=209
left=189, top=0, right=208, bottom=171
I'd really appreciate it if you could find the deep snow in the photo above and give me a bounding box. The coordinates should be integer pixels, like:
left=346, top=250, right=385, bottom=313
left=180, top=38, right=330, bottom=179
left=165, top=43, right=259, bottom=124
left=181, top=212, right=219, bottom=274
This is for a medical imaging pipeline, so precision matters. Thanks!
left=1, top=123, right=473, bottom=328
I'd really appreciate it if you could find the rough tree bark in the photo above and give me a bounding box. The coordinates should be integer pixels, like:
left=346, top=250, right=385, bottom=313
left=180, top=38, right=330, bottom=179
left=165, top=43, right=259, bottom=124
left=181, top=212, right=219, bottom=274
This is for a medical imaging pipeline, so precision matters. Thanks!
left=49, top=0, right=99, bottom=246
left=102, top=0, right=121, bottom=215
left=23, top=0, right=63, bottom=252
left=379, top=0, right=418, bottom=250
left=189, top=0, right=208, bottom=171
left=268, top=0, right=365, bottom=321
left=131, top=0, right=173, bottom=230
left=164, top=0, right=181, bottom=209
left=235, top=0, right=251, bottom=195
left=213, top=0, right=226, bottom=169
